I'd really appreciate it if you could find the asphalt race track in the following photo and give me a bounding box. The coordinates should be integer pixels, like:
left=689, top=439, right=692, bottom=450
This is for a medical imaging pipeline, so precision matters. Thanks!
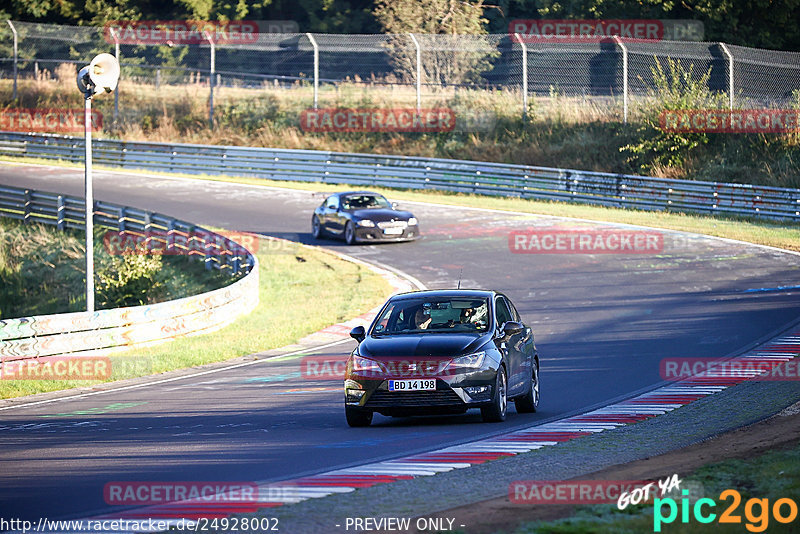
left=1, top=164, right=799, bottom=522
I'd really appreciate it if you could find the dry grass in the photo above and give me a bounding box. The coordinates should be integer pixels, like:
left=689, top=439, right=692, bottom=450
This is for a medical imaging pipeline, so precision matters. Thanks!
left=1, top=68, right=798, bottom=187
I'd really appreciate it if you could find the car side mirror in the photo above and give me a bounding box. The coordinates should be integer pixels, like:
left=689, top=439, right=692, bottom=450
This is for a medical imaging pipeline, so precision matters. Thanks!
left=350, top=325, right=366, bottom=342
left=391, top=201, right=398, bottom=209
left=501, top=321, right=523, bottom=337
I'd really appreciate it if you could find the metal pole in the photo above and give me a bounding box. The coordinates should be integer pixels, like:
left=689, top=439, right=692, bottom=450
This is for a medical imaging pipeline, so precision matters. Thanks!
left=613, top=36, right=628, bottom=124
left=84, top=95, right=95, bottom=313
left=515, top=33, right=528, bottom=120
left=204, top=31, right=215, bottom=128
left=719, top=42, right=734, bottom=110
left=7, top=21, right=18, bottom=100
left=110, top=28, right=120, bottom=122
left=306, top=33, right=319, bottom=109
left=409, top=33, right=421, bottom=112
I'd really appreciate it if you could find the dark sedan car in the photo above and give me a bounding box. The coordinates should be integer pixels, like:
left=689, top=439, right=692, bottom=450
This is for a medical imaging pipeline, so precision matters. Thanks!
left=344, top=289, right=539, bottom=426
left=311, top=191, right=419, bottom=245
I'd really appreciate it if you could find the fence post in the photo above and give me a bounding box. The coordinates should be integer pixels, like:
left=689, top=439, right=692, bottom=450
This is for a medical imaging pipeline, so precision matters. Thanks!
left=306, top=32, right=319, bottom=109
left=204, top=31, right=215, bottom=128
left=514, top=33, right=528, bottom=120
left=719, top=42, right=734, bottom=110
left=6, top=21, right=18, bottom=100
left=110, top=28, right=120, bottom=123
left=409, top=33, right=421, bottom=112
left=613, top=36, right=628, bottom=124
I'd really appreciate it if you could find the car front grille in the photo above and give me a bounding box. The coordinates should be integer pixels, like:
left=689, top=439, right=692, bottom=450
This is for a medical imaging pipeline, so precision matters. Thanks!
left=377, top=220, right=408, bottom=229
left=364, top=388, right=463, bottom=408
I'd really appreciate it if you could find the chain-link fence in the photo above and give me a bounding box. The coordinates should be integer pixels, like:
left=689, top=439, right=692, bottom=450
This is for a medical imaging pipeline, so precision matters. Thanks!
left=1, top=20, right=799, bottom=129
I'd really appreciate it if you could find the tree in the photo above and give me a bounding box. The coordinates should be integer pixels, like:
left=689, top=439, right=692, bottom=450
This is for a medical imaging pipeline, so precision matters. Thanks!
left=373, top=0, right=496, bottom=85
left=507, top=0, right=800, bottom=51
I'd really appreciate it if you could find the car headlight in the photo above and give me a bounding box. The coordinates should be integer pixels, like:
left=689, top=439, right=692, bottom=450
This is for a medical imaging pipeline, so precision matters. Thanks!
left=352, top=355, right=383, bottom=375
left=408, top=217, right=418, bottom=226
left=356, top=219, right=375, bottom=227
left=446, top=351, right=486, bottom=372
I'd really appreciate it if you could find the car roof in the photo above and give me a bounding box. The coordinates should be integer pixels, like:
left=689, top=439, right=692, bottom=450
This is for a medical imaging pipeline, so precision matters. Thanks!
left=334, top=191, right=385, bottom=197
left=388, top=289, right=497, bottom=301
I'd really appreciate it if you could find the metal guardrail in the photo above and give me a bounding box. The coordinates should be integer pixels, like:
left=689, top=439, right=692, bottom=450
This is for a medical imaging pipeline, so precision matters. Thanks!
left=0, top=131, right=798, bottom=221
left=0, top=183, right=259, bottom=361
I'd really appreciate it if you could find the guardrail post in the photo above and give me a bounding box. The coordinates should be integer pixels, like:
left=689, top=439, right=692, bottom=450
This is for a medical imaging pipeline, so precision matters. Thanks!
left=204, top=31, right=215, bottom=128
left=612, top=36, right=628, bottom=124
left=306, top=33, right=319, bottom=109
left=409, top=33, right=422, bottom=112
left=23, top=189, right=31, bottom=223
left=514, top=33, right=528, bottom=121
left=166, top=219, right=175, bottom=254
left=143, top=212, right=151, bottom=251
left=57, top=195, right=65, bottom=230
left=202, top=229, right=213, bottom=270
left=719, top=42, right=734, bottom=110
left=118, top=206, right=126, bottom=232
left=7, top=21, right=18, bottom=100
left=110, top=28, right=120, bottom=123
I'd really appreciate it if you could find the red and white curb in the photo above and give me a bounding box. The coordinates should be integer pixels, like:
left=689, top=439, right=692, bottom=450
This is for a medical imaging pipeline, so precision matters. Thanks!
left=100, top=330, right=799, bottom=520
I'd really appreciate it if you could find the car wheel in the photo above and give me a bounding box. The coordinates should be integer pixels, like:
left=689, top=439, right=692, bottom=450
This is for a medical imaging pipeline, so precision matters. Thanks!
left=311, top=215, right=322, bottom=239
left=345, top=405, right=373, bottom=427
left=344, top=221, right=356, bottom=245
left=481, top=366, right=507, bottom=423
left=515, top=358, right=539, bottom=413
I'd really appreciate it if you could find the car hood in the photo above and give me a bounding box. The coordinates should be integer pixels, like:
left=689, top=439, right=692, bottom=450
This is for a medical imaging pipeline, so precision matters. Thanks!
left=359, top=333, right=489, bottom=359
left=350, top=208, right=413, bottom=222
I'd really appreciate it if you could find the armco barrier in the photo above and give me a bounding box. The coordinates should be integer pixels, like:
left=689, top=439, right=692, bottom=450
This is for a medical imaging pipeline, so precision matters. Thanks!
left=0, top=184, right=259, bottom=362
left=1, top=131, right=798, bottom=221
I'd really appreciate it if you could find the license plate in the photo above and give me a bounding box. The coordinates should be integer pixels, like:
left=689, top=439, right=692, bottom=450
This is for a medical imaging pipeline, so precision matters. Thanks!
left=383, top=227, right=404, bottom=235
left=388, top=379, right=436, bottom=392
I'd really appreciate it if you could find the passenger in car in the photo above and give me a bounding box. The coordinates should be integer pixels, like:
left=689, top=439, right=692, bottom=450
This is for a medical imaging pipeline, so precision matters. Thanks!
left=413, top=307, right=432, bottom=330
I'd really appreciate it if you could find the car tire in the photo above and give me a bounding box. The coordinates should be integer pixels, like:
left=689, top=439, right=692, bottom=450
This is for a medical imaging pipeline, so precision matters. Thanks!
left=311, top=215, right=322, bottom=239
left=345, top=406, right=373, bottom=427
left=344, top=221, right=356, bottom=245
left=481, top=366, right=507, bottom=423
left=515, top=357, right=539, bottom=413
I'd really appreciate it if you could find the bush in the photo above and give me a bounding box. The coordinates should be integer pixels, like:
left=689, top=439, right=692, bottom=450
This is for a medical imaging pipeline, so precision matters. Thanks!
left=94, top=252, right=164, bottom=308
left=621, top=58, right=728, bottom=173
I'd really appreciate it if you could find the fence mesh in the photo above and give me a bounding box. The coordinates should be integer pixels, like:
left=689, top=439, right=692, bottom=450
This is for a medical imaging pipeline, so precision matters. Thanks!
left=1, top=20, right=799, bottom=128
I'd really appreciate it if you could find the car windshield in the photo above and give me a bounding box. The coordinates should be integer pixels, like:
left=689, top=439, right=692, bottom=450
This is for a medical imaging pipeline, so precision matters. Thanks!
left=372, top=297, right=490, bottom=335
left=342, top=194, right=391, bottom=210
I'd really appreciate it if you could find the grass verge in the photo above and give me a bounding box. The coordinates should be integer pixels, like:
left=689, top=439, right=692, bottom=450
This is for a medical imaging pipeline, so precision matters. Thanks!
left=3, top=156, right=798, bottom=253
left=0, top=236, right=392, bottom=398
left=513, top=441, right=800, bottom=533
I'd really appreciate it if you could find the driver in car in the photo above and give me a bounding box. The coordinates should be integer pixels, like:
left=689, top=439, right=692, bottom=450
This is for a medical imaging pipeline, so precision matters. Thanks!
left=413, top=307, right=432, bottom=330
